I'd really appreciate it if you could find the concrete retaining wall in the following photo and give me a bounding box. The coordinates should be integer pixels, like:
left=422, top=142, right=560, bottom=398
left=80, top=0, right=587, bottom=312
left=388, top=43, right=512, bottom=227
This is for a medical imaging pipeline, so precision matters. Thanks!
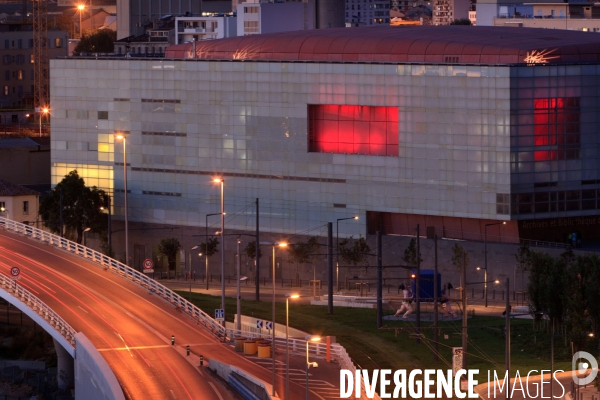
left=74, top=333, right=125, bottom=400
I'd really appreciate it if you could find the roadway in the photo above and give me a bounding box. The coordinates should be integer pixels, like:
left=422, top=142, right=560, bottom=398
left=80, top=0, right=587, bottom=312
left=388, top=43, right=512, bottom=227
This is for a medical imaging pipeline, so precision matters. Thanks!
left=0, top=230, right=337, bottom=400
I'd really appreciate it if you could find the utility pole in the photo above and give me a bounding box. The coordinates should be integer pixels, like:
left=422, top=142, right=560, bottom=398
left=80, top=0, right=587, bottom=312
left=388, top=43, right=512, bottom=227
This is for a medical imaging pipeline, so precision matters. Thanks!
left=59, top=188, right=63, bottom=238
left=434, top=232, right=438, bottom=362
left=462, top=254, right=467, bottom=370
left=376, top=231, right=382, bottom=328
left=255, top=198, right=260, bottom=301
left=416, top=224, right=420, bottom=344
left=327, top=222, right=333, bottom=314
left=505, top=277, right=511, bottom=400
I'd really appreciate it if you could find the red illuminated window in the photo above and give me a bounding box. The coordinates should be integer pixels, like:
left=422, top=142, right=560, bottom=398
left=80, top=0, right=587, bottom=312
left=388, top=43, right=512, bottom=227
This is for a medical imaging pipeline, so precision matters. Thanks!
left=308, top=105, right=398, bottom=157
left=533, top=98, right=580, bottom=161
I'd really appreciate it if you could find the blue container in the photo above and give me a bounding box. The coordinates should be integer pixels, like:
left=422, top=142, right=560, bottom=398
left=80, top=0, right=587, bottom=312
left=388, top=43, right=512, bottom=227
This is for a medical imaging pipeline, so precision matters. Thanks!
left=410, top=269, right=441, bottom=301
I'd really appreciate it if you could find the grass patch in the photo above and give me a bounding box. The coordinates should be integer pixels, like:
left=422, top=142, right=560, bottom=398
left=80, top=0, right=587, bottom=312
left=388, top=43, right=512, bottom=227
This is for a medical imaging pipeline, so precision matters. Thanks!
left=179, top=291, right=584, bottom=382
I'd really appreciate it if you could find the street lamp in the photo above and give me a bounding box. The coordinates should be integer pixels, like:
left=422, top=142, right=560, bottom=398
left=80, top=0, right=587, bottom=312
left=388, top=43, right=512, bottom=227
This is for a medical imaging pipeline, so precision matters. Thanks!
left=484, top=221, right=506, bottom=307
left=189, top=245, right=199, bottom=301
left=336, top=216, right=358, bottom=290
left=550, top=331, right=595, bottom=400
left=213, top=178, right=225, bottom=323
left=100, top=194, right=111, bottom=254
left=285, top=293, right=299, bottom=400
left=77, top=4, right=85, bottom=38
left=236, top=238, right=242, bottom=331
left=260, top=241, right=288, bottom=397
left=83, top=227, right=91, bottom=247
left=116, top=134, right=129, bottom=266
left=0, top=207, right=9, bottom=220
left=204, top=212, right=221, bottom=290
left=305, top=335, right=321, bottom=400
left=39, top=107, right=49, bottom=137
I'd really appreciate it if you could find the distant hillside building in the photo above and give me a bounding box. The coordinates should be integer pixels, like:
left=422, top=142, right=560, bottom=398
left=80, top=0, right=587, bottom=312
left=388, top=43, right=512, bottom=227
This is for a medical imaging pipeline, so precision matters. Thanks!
left=0, top=178, right=40, bottom=225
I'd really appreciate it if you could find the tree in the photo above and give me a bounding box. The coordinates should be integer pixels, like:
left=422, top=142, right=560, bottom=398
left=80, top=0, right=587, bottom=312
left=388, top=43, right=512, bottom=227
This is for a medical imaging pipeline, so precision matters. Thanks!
left=74, top=29, right=116, bottom=55
left=242, top=241, right=262, bottom=260
left=338, top=236, right=371, bottom=267
left=53, top=14, right=76, bottom=38
left=199, top=237, right=219, bottom=258
left=450, top=18, right=472, bottom=25
left=288, top=237, right=321, bottom=280
left=515, top=244, right=531, bottom=291
left=402, top=238, right=422, bottom=269
left=451, top=244, right=469, bottom=286
left=157, top=238, right=181, bottom=273
left=39, top=170, right=107, bottom=245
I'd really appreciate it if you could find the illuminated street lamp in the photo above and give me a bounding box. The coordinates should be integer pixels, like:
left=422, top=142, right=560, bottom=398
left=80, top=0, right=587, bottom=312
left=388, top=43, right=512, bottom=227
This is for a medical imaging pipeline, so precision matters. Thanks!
left=0, top=206, right=9, bottom=220
left=285, top=293, right=299, bottom=400
left=100, top=194, right=111, bottom=254
left=204, top=212, right=221, bottom=290
left=336, top=216, right=358, bottom=290
left=260, top=241, right=289, bottom=397
left=83, top=227, right=91, bottom=247
left=77, top=4, right=85, bottom=38
left=213, top=178, right=225, bottom=323
left=116, top=134, right=129, bottom=266
left=39, top=107, right=49, bottom=137
left=189, top=245, right=200, bottom=301
left=305, top=335, right=321, bottom=400
left=483, top=221, right=506, bottom=307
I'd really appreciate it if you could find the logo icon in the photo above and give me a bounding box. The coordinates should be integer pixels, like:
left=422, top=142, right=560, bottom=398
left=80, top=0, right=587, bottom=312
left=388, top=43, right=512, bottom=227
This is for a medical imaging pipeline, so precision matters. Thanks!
left=572, top=351, right=598, bottom=385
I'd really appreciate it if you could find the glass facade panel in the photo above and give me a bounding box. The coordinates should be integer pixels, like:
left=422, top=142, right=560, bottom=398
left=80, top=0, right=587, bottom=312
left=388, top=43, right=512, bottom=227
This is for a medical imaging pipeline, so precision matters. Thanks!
left=308, top=105, right=399, bottom=157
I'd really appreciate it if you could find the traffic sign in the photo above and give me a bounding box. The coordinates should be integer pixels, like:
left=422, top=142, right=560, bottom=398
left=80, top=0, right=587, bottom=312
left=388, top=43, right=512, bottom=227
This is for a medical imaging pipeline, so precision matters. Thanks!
left=256, top=320, right=264, bottom=329
left=265, top=321, right=273, bottom=330
left=215, top=309, right=224, bottom=321
left=143, top=259, right=154, bottom=273
left=10, top=267, right=20, bottom=280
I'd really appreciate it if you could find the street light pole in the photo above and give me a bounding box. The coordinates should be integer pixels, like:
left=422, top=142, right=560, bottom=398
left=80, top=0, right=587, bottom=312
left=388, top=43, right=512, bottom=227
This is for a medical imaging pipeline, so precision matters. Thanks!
left=77, top=4, right=85, bottom=38
left=336, top=216, right=358, bottom=291
left=271, top=244, right=276, bottom=397
left=236, top=238, right=241, bottom=331
left=285, top=293, right=299, bottom=400
left=213, top=178, right=225, bottom=322
left=83, top=227, right=91, bottom=247
left=484, top=221, right=506, bottom=307
left=306, top=336, right=321, bottom=400
left=205, top=212, right=221, bottom=290
left=189, top=245, right=199, bottom=302
left=505, top=277, right=510, bottom=400
left=39, top=107, right=48, bottom=137
left=117, top=134, right=129, bottom=266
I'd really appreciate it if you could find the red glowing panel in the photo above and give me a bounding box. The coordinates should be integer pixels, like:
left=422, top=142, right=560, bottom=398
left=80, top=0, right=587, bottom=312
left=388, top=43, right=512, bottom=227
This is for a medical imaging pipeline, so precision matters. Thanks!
left=533, top=98, right=579, bottom=161
left=308, top=105, right=399, bottom=157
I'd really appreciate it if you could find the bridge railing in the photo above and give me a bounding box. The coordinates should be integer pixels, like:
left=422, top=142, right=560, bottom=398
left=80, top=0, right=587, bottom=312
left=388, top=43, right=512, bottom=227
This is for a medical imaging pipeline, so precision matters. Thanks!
left=0, top=273, right=77, bottom=349
left=1, top=218, right=378, bottom=397
left=0, top=218, right=227, bottom=341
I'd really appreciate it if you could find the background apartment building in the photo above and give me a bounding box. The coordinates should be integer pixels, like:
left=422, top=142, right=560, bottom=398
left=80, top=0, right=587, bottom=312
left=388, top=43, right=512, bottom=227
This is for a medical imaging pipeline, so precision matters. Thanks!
left=0, top=24, right=68, bottom=109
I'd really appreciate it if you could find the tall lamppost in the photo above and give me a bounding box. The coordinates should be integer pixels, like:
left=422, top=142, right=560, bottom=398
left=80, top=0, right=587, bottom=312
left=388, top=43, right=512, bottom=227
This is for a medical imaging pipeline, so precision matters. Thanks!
left=100, top=194, right=111, bottom=254
left=213, top=178, right=225, bottom=321
left=39, top=107, right=48, bottom=137
left=77, top=4, right=85, bottom=38
left=83, top=227, right=91, bottom=247
left=336, top=216, right=358, bottom=290
left=205, top=212, right=221, bottom=290
left=305, top=335, right=321, bottom=400
left=116, top=134, right=129, bottom=266
left=260, top=241, right=288, bottom=397
left=484, top=221, right=506, bottom=307
left=189, top=245, right=199, bottom=301
left=285, top=293, right=299, bottom=400
left=236, top=238, right=242, bottom=331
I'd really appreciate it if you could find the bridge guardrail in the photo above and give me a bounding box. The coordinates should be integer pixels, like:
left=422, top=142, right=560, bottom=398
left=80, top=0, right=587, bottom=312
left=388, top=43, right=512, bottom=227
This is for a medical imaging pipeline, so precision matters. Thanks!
left=0, top=273, right=77, bottom=350
left=0, top=218, right=378, bottom=397
left=0, top=217, right=227, bottom=341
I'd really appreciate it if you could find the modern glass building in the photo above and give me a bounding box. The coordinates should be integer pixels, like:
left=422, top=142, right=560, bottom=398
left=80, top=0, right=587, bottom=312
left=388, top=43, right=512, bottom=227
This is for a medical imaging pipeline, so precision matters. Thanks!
left=50, top=26, right=600, bottom=245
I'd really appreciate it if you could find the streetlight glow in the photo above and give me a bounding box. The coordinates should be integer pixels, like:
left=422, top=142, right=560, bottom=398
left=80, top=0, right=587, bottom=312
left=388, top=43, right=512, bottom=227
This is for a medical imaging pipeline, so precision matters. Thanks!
left=77, top=4, right=85, bottom=10
left=353, top=216, right=358, bottom=220
left=213, top=178, right=222, bottom=183
left=278, top=242, right=288, bottom=248
left=116, top=134, right=124, bottom=140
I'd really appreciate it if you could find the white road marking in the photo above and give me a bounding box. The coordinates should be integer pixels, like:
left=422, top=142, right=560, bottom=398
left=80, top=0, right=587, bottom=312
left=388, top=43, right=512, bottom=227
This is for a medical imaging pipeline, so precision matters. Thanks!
left=77, top=306, right=88, bottom=313
left=208, top=382, right=224, bottom=400
left=170, top=389, right=177, bottom=399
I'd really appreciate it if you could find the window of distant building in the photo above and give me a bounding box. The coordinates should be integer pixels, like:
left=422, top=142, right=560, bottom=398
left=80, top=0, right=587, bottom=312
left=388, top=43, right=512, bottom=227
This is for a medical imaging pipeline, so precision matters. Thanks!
left=308, top=105, right=399, bottom=157
left=55, top=38, right=62, bottom=48
left=23, top=201, right=28, bottom=215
